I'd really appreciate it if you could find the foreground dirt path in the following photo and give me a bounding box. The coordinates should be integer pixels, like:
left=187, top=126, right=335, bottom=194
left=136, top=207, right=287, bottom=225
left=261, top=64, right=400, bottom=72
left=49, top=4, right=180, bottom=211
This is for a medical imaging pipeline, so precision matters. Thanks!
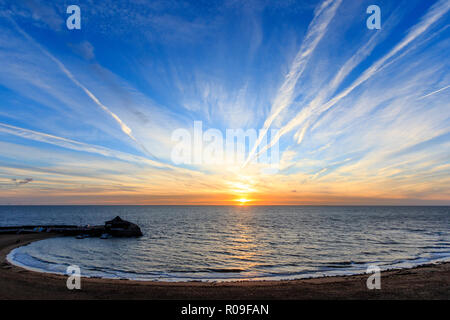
left=0, top=234, right=449, bottom=299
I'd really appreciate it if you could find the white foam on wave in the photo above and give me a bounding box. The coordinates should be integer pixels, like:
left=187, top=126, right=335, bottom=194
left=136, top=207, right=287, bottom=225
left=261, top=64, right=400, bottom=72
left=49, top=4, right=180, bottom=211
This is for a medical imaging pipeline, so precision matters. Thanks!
left=7, top=246, right=69, bottom=276
left=7, top=242, right=450, bottom=283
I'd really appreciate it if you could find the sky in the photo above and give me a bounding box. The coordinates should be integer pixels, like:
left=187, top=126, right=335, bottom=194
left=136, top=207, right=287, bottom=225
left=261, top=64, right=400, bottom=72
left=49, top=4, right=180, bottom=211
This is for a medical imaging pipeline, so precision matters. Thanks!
left=0, top=0, right=449, bottom=205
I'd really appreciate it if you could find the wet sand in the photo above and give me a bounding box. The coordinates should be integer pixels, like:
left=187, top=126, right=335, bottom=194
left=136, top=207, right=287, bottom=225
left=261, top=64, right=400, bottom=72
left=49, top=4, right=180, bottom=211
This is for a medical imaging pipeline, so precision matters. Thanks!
left=0, top=233, right=449, bottom=300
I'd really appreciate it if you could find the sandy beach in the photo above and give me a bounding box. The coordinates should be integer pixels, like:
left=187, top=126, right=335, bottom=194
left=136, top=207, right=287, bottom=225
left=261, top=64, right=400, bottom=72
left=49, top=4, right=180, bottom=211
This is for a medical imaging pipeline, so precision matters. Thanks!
left=0, top=233, right=448, bottom=300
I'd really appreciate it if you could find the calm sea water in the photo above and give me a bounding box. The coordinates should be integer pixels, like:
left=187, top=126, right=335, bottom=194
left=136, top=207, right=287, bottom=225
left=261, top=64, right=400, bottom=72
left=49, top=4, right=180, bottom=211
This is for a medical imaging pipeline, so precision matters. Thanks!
left=2, top=206, right=450, bottom=281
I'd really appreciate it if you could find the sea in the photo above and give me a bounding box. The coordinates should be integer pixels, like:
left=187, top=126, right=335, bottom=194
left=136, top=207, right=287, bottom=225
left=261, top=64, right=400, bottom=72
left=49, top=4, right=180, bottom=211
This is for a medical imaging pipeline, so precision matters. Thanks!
left=1, top=205, right=449, bottom=282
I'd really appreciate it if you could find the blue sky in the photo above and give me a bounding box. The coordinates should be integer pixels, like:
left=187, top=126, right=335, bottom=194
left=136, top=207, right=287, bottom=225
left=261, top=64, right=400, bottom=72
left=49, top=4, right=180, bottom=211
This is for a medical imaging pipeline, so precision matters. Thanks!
left=0, top=0, right=449, bottom=205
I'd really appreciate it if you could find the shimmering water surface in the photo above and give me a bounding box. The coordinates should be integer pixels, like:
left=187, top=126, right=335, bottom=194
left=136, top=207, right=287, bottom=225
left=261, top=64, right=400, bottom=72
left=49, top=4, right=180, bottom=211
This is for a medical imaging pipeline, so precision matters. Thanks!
left=2, top=206, right=449, bottom=281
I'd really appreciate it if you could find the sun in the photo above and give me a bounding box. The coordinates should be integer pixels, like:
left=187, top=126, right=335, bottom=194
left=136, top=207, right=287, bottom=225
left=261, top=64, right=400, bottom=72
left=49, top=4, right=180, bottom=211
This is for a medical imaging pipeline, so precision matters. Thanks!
left=235, top=198, right=251, bottom=205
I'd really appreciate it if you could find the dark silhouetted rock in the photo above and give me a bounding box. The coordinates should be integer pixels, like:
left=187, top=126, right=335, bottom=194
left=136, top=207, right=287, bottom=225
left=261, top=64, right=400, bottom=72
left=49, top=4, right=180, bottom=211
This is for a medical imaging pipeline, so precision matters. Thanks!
left=105, top=216, right=143, bottom=237
left=0, top=217, right=143, bottom=238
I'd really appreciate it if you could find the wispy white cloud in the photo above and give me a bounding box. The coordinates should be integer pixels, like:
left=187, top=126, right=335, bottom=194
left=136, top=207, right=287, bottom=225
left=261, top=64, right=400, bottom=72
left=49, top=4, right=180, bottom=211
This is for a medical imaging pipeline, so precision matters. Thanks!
left=243, top=0, right=342, bottom=166
left=0, top=122, right=165, bottom=168
left=418, top=84, right=450, bottom=99
left=256, top=0, right=450, bottom=158
left=6, top=17, right=157, bottom=157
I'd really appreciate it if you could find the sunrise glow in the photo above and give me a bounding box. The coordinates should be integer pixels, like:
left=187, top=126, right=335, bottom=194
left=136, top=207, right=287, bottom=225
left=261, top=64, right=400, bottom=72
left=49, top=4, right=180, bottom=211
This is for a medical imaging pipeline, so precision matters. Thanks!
left=0, top=1, right=448, bottom=206
left=235, top=198, right=252, bottom=205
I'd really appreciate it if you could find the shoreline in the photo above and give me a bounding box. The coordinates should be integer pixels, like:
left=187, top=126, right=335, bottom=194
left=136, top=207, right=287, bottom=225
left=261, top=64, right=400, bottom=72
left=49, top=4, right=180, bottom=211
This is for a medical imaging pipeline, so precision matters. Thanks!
left=1, top=233, right=449, bottom=299
left=7, top=239, right=450, bottom=283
